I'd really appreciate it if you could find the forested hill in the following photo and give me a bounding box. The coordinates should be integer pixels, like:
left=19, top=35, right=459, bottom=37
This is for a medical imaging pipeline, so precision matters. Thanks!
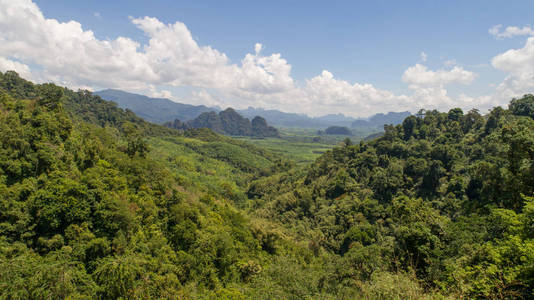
left=322, top=126, right=353, bottom=135
left=0, top=71, right=286, bottom=299
left=248, top=97, right=534, bottom=298
left=1, top=70, right=533, bottom=298
left=164, top=108, right=279, bottom=137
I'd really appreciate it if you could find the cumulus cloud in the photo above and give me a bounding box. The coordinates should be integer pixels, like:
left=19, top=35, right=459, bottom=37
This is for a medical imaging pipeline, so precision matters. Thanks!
left=443, top=59, right=459, bottom=67
left=0, top=0, right=155, bottom=89
left=489, top=24, right=534, bottom=39
left=254, top=43, right=263, bottom=54
left=491, top=37, right=534, bottom=98
left=300, top=70, right=413, bottom=114
left=0, top=57, right=33, bottom=79
left=420, top=52, right=427, bottom=62
left=189, top=89, right=224, bottom=108
left=0, top=0, right=294, bottom=94
left=402, top=64, right=476, bottom=88
left=401, top=64, right=494, bottom=111
left=234, top=43, right=294, bottom=95
left=147, top=85, right=174, bottom=100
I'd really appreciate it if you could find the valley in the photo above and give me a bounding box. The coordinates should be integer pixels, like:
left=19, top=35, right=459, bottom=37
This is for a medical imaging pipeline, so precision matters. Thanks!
left=2, top=1, right=534, bottom=298
left=1, top=71, right=533, bottom=299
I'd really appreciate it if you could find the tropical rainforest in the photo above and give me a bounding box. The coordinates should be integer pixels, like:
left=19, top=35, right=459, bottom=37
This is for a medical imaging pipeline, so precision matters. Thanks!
left=0, top=70, right=533, bottom=299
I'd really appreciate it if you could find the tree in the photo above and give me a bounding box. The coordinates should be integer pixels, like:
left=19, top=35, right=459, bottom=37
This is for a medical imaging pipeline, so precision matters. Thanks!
left=122, top=122, right=149, bottom=158
left=447, top=108, right=463, bottom=121
left=402, top=115, right=418, bottom=140
left=509, top=94, right=534, bottom=118
left=38, top=83, right=64, bottom=111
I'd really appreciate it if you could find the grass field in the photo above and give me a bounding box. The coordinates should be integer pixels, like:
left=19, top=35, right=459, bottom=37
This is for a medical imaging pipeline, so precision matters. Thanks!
left=234, top=127, right=372, bottom=164
left=233, top=137, right=333, bottom=164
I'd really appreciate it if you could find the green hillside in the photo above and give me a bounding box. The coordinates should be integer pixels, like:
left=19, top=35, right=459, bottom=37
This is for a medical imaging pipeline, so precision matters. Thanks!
left=248, top=101, right=534, bottom=298
left=1, top=71, right=533, bottom=299
left=0, top=71, right=284, bottom=298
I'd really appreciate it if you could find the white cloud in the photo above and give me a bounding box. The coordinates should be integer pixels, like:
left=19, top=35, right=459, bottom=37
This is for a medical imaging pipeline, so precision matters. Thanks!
left=400, top=64, right=500, bottom=112
left=0, top=0, right=155, bottom=90
left=420, top=52, right=427, bottom=62
left=491, top=37, right=534, bottom=98
left=488, top=25, right=534, bottom=105
left=147, top=85, right=174, bottom=100
left=300, top=70, right=413, bottom=115
left=489, top=24, right=534, bottom=39
left=402, top=64, right=476, bottom=87
left=0, top=57, right=33, bottom=79
left=189, top=89, right=224, bottom=107
left=443, top=59, right=459, bottom=67
left=93, top=12, right=101, bottom=19
left=0, top=0, right=294, bottom=94
left=254, top=43, right=263, bottom=54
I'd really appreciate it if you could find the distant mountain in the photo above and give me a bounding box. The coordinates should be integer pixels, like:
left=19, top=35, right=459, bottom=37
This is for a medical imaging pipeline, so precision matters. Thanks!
left=351, top=111, right=411, bottom=128
left=237, top=107, right=329, bottom=128
left=238, top=108, right=362, bottom=128
left=164, top=108, right=279, bottom=137
left=95, top=89, right=410, bottom=131
left=239, top=107, right=408, bottom=130
left=95, top=89, right=215, bottom=124
left=251, top=115, right=279, bottom=137
left=314, top=114, right=356, bottom=127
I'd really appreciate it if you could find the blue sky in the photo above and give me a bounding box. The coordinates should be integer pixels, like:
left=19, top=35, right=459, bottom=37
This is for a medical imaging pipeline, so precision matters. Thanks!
left=2, top=0, right=534, bottom=116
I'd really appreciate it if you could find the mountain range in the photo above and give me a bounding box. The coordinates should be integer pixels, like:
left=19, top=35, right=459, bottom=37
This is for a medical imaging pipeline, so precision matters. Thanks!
left=95, top=89, right=215, bottom=124
left=95, top=89, right=410, bottom=130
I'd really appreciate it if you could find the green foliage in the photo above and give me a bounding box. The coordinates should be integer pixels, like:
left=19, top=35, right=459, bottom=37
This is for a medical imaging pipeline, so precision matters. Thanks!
left=1, top=71, right=533, bottom=298
left=234, top=127, right=346, bottom=165
left=0, top=72, right=276, bottom=298
left=509, top=94, right=534, bottom=118
left=0, top=241, right=97, bottom=299
left=249, top=95, right=534, bottom=298
left=323, top=125, right=353, bottom=135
